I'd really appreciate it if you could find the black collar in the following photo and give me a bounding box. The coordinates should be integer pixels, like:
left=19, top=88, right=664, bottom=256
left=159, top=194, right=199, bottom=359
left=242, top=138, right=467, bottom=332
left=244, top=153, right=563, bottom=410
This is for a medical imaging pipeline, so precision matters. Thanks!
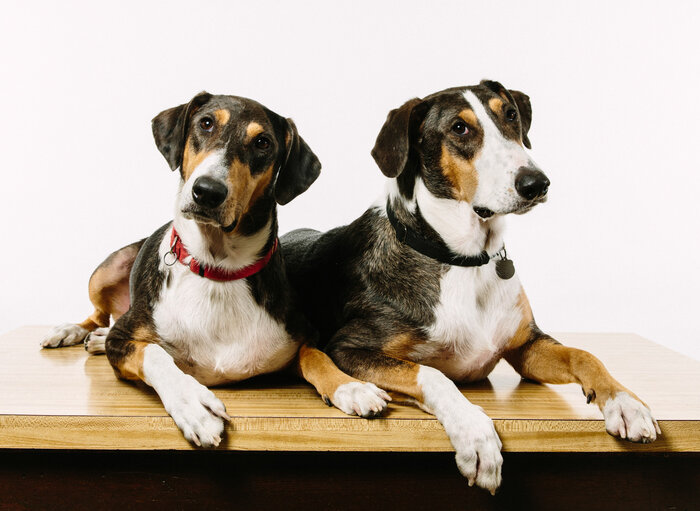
left=385, top=200, right=492, bottom=267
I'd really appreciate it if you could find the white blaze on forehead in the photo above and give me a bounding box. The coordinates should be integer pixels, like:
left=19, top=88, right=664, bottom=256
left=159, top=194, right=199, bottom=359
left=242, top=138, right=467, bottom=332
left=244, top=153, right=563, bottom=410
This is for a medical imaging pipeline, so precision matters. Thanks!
left=463, top=91, right=510, bottom=145
left=462, top=90, right=532, bottom=211
left=463, top=90, right=530, bottom=172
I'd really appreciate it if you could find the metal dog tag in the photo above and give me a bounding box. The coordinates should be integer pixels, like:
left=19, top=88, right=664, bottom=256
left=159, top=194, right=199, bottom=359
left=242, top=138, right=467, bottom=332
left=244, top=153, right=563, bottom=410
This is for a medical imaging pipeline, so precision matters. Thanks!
left=495, top=258, right=515, bottom=280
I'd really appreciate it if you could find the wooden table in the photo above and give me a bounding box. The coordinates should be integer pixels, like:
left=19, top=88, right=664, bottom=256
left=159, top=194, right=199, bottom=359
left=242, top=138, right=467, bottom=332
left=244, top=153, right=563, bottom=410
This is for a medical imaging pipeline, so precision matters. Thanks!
left=0, top=327, right=698, bottom=510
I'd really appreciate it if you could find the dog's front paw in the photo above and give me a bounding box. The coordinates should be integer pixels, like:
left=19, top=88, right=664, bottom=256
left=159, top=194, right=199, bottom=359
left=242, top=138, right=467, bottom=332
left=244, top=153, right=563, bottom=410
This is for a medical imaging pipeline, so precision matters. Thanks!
left=161, top=375, right=231, bottom=448
left=332, top=381, right=391, bottom=418
left=603, top=391, right=661, bottom=443
left=85, top=327, right=110, bottom=354
left=40, top=323, right=89, bottom=348
left=447, top=406, right=503, bottom=495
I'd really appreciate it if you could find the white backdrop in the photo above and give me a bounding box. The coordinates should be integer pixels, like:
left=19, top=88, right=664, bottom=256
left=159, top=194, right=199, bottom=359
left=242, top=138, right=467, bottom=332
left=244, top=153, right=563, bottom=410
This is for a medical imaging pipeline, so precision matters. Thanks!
left=1, top=1, right=698, bottom=360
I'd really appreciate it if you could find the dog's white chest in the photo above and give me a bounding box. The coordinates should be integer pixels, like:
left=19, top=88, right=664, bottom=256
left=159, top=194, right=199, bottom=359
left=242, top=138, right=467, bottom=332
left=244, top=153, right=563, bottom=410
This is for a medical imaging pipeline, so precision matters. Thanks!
left=152, top=265, right=298, bottom=386
left=423, top=263, right=523, bottom=381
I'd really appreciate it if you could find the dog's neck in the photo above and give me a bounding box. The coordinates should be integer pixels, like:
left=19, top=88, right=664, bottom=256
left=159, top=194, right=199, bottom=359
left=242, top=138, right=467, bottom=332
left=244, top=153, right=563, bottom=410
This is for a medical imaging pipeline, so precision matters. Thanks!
left=173, top=211, right=277, bottom=272
left=385, top=178, right=505, bottom=258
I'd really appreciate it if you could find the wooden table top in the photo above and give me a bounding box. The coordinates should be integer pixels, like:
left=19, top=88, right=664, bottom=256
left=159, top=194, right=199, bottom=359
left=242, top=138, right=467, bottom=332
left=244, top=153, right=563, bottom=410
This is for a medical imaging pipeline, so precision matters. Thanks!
left=1, top=326, right=698, bottom=452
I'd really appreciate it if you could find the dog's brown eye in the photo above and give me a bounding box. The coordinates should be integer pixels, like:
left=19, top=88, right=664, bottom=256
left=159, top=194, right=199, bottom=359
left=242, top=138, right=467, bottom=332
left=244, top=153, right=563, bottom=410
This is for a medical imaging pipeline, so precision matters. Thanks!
left=200, top=117, right=214, bottom=132
left=505, top=108, right=518, bottom=122
left=254, top=135, right=271, bottom=150
left=452, top=121, right=469, bottom=135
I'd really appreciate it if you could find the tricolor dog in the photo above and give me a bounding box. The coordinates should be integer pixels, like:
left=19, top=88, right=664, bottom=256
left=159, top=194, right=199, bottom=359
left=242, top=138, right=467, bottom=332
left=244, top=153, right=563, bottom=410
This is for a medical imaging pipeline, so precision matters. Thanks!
left=282, top=81, right=660, bottom=493
left=41, top=92, right=389, bottom=447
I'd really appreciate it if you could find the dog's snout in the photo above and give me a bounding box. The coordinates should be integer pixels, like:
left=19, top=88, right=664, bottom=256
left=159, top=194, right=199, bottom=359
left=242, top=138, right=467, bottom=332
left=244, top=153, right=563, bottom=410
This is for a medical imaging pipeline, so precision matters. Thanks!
left=192, top=176, right=228, bottom=209
left=515, top=167, right=550, bottom=201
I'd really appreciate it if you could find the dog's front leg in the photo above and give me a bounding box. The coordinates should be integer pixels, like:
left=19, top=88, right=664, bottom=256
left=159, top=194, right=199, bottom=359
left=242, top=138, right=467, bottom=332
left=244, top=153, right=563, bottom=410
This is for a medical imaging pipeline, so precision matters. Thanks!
left=504, top=334, right=660, bottom=443
left=295, top=343, right=391, bottom=417
left=326, top=326, right=503, bottom=494
left=106, top=320, right=230, bottom=447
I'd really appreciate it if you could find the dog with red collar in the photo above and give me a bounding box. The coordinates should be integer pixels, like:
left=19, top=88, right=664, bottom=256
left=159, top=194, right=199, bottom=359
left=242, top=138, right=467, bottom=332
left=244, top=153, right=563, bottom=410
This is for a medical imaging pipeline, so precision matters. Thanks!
left=41, top=92, right=389, bottom=447
left=282, top=80, right=660, bottom=493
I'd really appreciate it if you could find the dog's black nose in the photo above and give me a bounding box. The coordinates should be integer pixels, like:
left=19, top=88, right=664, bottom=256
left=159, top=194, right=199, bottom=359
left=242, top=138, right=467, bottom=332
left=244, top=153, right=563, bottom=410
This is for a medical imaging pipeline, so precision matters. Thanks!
left=192, top=176, right=228, bottom=208
left=515, top=167, right=550, bottom=201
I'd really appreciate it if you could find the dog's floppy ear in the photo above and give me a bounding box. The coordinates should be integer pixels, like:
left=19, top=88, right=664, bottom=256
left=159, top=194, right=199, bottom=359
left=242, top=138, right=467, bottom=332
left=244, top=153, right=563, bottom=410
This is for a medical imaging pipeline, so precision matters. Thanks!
left=508, top=89, right=532, bottom=149
left=151, top=91, right=213, bottom=171
left=371, top=98, right=428, bottom=178
left=480, top=80, right=532, bottom=149
left=274, top=118, right=322, bottom=205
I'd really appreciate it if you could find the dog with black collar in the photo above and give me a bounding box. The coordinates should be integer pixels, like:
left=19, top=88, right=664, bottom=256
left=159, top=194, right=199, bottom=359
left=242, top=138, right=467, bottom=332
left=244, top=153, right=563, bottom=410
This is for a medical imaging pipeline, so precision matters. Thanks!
left=41, top=92, right=390, bottom=447
left=282, top=80, right=660, bottom=493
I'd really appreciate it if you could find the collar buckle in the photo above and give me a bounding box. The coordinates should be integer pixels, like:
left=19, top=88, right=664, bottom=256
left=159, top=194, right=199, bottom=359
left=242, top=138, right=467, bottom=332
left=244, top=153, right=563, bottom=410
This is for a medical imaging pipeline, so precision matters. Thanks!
left=164, top=233, right=180, bottom=266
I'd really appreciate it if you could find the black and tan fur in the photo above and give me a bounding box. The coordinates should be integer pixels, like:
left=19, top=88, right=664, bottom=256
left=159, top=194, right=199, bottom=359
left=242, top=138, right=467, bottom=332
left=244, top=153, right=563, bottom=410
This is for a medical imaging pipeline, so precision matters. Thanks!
left=282, top=80, right=660, bottom=492
left=42, top=93, right=389, bottom=447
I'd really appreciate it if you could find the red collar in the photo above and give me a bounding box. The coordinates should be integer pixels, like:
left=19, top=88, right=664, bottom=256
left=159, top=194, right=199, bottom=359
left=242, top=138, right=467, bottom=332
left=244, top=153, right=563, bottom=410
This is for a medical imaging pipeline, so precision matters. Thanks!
left=168, top=227, right=278, bottom=282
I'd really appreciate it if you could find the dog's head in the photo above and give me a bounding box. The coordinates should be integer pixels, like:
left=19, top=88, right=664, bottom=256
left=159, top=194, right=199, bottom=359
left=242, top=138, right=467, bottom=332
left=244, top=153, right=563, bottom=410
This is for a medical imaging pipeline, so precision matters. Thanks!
left=152, top=92, right=321, bottom=233
left=372, top=80, right=548, bottom=218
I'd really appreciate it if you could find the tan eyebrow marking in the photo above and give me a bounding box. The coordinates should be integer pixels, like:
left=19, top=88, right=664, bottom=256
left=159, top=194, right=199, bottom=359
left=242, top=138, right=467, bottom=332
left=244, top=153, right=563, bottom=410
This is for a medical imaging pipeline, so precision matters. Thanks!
left=213, top=109, right=230, bottom=125
left=458, top=108, right=478, bottom=125
left=245, top=122, right=265, bottom=142
left=488, top=97, right=504, bottom=114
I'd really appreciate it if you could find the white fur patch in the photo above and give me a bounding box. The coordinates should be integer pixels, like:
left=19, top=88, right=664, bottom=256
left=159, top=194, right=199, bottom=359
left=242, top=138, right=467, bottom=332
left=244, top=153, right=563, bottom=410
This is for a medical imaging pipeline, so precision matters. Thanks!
left=332, top=382, right=391, bottom=417
left=463, top=90, right=535, bottom=214
left=417, top=366, right=502, bottom=493
left=424, top=263, right=523, bottom=382
left=405, top=179, right=525, bottom=382
left=153, top=229, right=299, bottom=386
left=379, top=172, right=526, bottom=383
left=375, top=178, right=417, bottom=212
left=40, top=323, right=89, bottom=348
left=142, top=343, right=229, bottom=447
left=602, top=391, right=661, bottom=443
left=172, top=215, right=273, bottom=271
left=414, top=178, right=505, bottom=256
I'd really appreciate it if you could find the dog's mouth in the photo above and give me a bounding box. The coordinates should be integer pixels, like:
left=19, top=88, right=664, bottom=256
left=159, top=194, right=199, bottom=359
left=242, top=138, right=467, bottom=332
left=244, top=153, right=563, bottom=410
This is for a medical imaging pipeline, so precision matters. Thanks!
left=181, top=206, right=237, bottom=232
left=513, top=195, right=548, bottom=215
left=473, top=207, right=495, bottom=219
left=473, top=196, right=548, bottom=219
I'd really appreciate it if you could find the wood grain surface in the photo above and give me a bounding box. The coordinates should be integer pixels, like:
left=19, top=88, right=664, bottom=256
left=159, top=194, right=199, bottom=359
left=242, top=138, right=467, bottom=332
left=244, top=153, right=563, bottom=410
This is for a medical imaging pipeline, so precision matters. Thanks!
left=1, top=326, right=698, bottom=452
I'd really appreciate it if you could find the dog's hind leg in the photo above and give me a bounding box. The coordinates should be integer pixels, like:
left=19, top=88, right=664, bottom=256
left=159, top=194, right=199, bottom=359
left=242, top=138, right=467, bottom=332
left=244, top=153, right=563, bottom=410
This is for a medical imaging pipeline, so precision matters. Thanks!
left=325, top=322, right=503, bottom=494
left=41, top=239, right=145, bottom=349
left=295, top=343, right=391, bottom=418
